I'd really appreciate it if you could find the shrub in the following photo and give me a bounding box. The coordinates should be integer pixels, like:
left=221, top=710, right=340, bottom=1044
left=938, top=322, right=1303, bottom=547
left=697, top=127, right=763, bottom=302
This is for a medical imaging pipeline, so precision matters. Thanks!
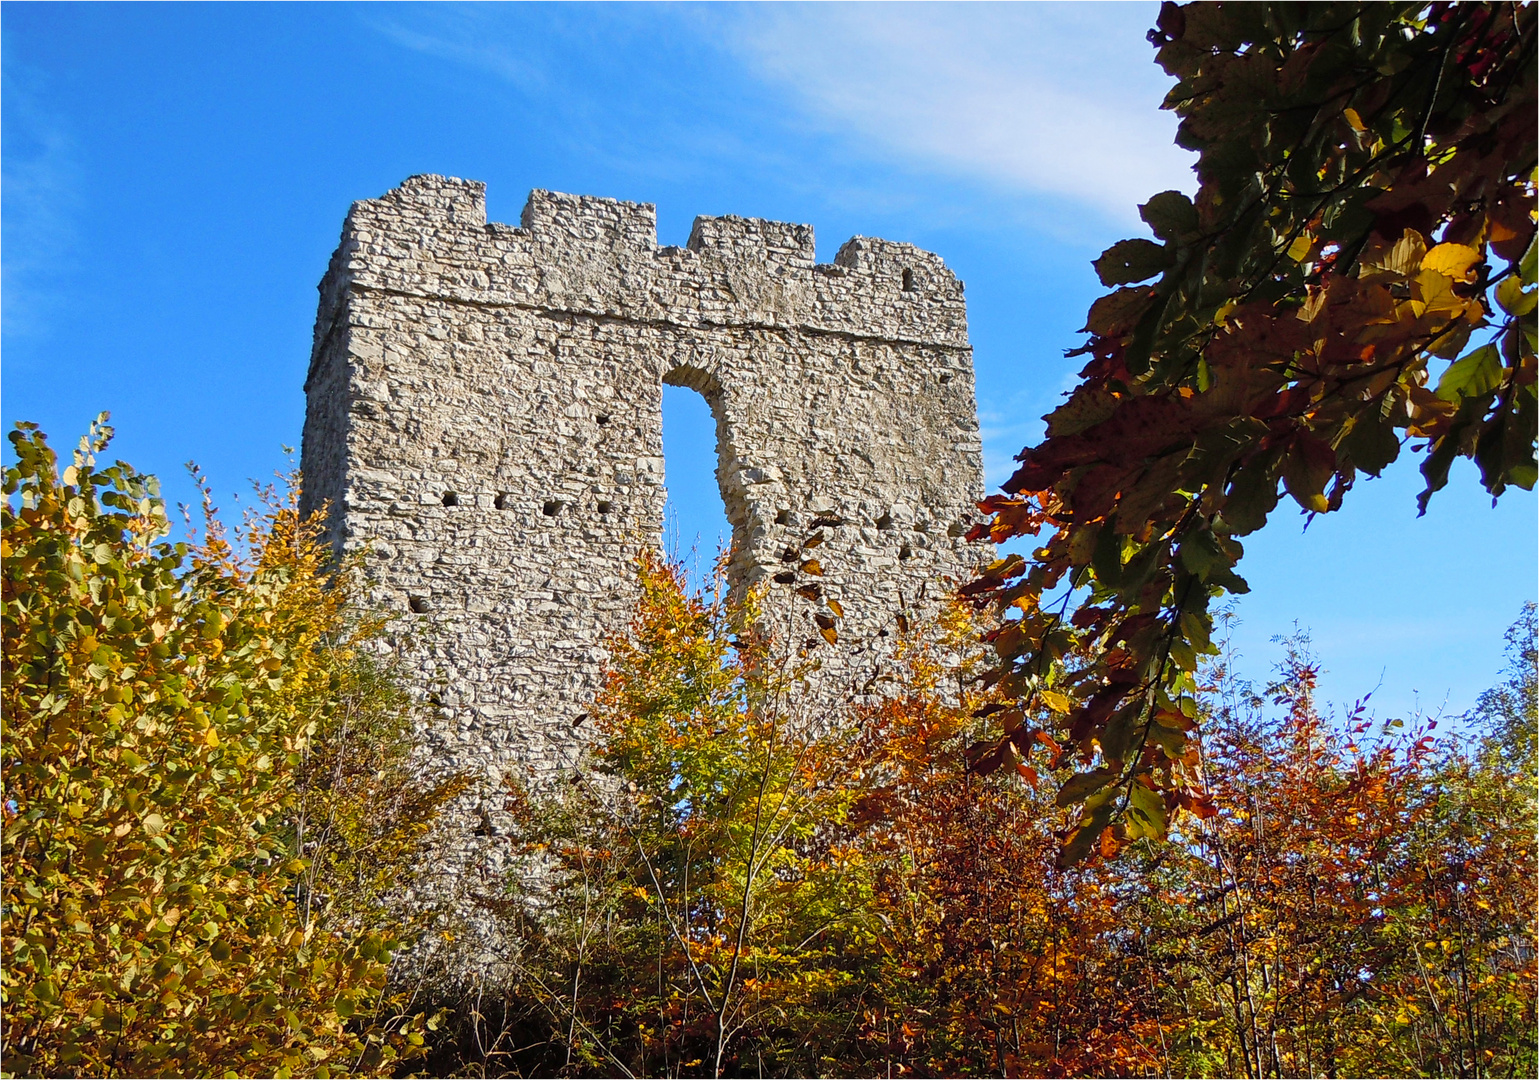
left=2, top=417, right=455, bottom=1078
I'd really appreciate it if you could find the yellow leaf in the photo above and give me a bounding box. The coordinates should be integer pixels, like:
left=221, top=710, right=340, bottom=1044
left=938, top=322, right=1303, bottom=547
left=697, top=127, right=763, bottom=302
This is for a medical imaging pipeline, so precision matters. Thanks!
left=825, top=597, right=844, bottom=618
left=204, top=728, right=220, bottom=748
left=1286, top=235, right=1314, bottom=263
left=819, top=626, right=838, bottom=645
left=1422, top=242, right=1482, bottom=283
left=1039, top=689, right=1071, bottom=713
left=1342, top=106, right=1366, bottom=132
left=1414, top=269, right=1475, bottom=319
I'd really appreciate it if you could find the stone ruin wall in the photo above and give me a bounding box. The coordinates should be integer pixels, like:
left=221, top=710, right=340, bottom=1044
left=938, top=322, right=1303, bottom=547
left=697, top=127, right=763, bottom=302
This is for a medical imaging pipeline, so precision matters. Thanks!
left=300, top=174, right=987, bottom=972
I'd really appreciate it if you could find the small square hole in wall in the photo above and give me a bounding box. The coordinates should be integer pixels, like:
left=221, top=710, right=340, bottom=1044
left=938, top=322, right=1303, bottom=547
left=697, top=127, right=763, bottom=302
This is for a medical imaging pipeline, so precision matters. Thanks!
left=494, top=493, right=512, bottom=510
left=597, top=414, right=611, bottom=426
left=543, top=500, right=562, bottom=516
left=877, top=513, right=894, bottom=531
left=442, top=492, right=459, bottom=507
left=409, top=595, right=432, bottom=614
left=597, top=500, right=613, bottom=514
left=899, top=544, right=913, bottom=561
left=775, top=509, right=790, bottom=526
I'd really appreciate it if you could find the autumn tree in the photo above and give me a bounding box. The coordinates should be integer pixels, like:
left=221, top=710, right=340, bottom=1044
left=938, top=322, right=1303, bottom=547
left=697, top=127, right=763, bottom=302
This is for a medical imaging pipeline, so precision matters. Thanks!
left=2, top=418, right=457, bottom=1077
left=1145, top=620, right=1537, bottom=1078
left=965, top=1, right=1537, bottom=858
left=847, top=616, right=1175, bottom=1079
left=1468, top=600, right=1538, bottom=769
left=471, top=550, right=877, bottom=1078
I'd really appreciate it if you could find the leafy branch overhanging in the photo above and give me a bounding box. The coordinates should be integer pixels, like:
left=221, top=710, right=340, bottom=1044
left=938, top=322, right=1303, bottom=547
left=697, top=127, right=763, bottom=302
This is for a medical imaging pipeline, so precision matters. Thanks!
left=963, top=1, right=1537, bottom=863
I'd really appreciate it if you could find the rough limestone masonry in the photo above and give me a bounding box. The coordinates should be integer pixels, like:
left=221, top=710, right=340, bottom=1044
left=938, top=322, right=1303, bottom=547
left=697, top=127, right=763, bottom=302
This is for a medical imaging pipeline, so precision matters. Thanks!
left=300, top=174, right=988, bottom=975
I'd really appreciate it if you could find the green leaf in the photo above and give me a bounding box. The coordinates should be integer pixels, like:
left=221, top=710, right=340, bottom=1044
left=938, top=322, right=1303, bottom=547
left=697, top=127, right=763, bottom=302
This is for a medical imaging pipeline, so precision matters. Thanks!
left=1177, top=528, right=1225, bottom=577
left=1055, top=767, right=1116, bottom=808
left=1138, top=191, right=1200, bottom=242
left=1435, top=344, right=1503, bottom=403
left=1219, top=455, right=1281, bottom=536
left=1099, top=707, right=1138, bottom=764
left=1495, top=274, right=1536, bottom=317
left=1093, top=239, right=1177, bottom=286
left=1283, top=434, right=1336, bottom=513
left=1057, top=795, right=1119, bottom=867
left=1342, top=414, right=1401, bottom=476
left=1168, top=637, right=1197, bottom=672
left=1125, top=782, right=1169, bottom=839
left=1090, top=525, right=1124, bottom=587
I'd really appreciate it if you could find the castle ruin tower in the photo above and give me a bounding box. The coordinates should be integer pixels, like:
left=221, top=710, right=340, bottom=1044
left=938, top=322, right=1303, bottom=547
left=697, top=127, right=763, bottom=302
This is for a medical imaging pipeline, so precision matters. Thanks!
left=300, top=175, right=986, bottom=972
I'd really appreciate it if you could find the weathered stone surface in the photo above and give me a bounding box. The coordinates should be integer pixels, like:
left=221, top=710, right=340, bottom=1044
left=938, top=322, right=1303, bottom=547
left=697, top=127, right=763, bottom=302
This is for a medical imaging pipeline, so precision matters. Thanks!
left=300, top=174, right=987, bottom=977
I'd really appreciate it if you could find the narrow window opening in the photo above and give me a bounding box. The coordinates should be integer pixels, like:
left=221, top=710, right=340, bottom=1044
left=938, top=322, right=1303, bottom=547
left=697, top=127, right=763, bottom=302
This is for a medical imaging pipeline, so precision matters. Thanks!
left=662, top=383, right=730, bottom=591
left=442, top=491, right=459, bottom=507
left=409, top=595, right=431, bottom=614
left=543, top=500, right=562, bottom=517
left=901, top=268, right=915, bottom=292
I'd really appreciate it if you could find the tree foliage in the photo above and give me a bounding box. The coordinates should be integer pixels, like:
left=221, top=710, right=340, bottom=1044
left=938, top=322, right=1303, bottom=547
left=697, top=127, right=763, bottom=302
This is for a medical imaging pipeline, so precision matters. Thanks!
left=964, top=1, right=1537, bottom=858
left=1138, top=621, right=1539, bottom=1078
left=2, top=418, right=455, bottom=1077
left=478, top=551, right=877, bottom=1078
left=467, top=556, right=1535, bottom=1077
left=1469, top=600, right=1538, bottom=769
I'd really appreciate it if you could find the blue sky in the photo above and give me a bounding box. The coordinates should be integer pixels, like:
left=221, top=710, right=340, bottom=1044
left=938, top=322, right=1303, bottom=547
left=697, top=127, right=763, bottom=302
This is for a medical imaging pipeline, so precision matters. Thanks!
left=4, top=1, right=1534, bottom=724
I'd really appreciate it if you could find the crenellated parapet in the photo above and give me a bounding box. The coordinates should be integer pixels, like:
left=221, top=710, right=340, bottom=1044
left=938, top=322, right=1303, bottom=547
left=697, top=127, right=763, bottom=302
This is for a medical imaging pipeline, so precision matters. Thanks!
left=311, top=174, right=969, bottom=365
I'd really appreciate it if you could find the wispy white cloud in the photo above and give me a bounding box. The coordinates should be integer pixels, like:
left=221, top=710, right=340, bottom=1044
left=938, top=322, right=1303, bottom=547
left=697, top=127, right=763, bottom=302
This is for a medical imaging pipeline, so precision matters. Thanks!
left=369, top=12, right=550, bottom=96
left=2, top=57, right=83, bottom=341
left=369, top=3, right=1193, bottom=230
left=704, top=1, right=1196, bottom=224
